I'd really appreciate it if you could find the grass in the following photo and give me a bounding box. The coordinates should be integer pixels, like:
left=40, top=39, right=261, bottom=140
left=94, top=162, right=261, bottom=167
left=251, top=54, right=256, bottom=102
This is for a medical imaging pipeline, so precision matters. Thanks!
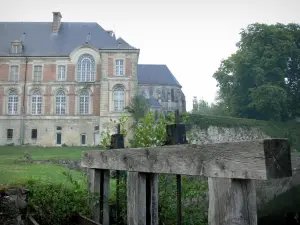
left=0, top=146, right=100, bottom=186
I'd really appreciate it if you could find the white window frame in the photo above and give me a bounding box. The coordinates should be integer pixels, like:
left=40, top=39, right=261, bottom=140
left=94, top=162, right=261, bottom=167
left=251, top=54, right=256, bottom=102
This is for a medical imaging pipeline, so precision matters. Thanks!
left=31, top=91, right=42, bottom=115
left=57, top=65, right=67, bottom=81
left=7, top=90, right=18, bottom=115
left=9, top=65, right=19, bottom=82
left=79, top=90, right=90, bottom=114
left=55, top=90, right=66, bottom=115
left=113, top=86, right=125, bottom=112
left=77, top=54, right=96, bottom=82
left=33, top=65, right=43, bottom=82
left=115, top=59, right=124, bottom=76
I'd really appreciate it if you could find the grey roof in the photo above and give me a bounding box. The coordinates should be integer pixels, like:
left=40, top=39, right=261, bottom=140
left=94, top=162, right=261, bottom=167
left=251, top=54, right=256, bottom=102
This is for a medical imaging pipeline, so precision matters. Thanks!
left=116, top=37, right=134, bottom=49
left=0, top=22, right=135, bottom=56
left=147, top=96, right=162, bottom=108
left=137, top=64, right=181, bottom=87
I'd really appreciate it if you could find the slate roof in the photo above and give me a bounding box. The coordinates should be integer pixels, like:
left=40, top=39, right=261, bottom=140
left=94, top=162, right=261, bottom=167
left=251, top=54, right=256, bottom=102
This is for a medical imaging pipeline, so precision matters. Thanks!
left=137, top=64, right=181, bottom=87
left=147, top=96, right=162, bottom=108
left=0, top=22, right=136, bottom=56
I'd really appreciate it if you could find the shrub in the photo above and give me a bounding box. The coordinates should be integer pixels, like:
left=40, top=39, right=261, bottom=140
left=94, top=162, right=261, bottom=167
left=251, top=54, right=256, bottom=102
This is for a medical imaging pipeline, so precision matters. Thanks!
left=10, top=172, right=94, bottom=225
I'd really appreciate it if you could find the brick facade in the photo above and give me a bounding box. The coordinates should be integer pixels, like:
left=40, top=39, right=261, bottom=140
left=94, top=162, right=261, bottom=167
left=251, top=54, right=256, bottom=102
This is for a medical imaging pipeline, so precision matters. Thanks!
left=44, top=64, right=56, bottom=81
left=69, top=86, right=75, bottom=115
left=0, top=64, right=8, bottom=82
left=45, top=86, right=52, bottom=114
left=0, top=87, right=3, bottom=115
left=108, top=58, right=113, bottom=77
left=93, top=86, right=100, bottom=116
left=67, top=64, right=75, bottom=82
left=126, top=58, right=131, bottom=76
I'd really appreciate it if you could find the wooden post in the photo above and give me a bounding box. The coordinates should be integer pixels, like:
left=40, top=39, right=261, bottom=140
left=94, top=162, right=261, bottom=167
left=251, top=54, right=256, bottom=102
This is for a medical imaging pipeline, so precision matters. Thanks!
left=88, top=169, right=110, bottom=225
left=127, top=172, right=159, bottom=225
left=208, top=178, right=257, bottom=225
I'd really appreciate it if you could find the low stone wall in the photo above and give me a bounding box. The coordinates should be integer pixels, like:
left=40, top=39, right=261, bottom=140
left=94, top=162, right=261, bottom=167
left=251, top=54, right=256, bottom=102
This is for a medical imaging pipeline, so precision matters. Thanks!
left=0, top=188, right=29, bottom=225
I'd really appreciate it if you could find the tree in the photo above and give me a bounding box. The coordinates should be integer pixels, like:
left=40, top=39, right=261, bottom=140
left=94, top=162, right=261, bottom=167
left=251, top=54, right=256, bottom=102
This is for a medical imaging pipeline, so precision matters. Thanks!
left=124, top=95, right=150, bottom=123
left=192, top=96, right=230, bottom=116
left=213, top=23, right=300, bottom=121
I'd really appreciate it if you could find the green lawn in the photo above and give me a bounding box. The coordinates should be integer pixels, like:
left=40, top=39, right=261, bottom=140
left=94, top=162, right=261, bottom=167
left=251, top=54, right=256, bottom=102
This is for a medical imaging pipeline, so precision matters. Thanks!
left=0, top=146, right=99, bottom=185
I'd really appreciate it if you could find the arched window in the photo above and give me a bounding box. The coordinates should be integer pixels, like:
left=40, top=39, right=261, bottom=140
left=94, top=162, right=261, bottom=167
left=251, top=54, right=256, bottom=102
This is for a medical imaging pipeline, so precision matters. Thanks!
left=113, top=86, right=125, bottom=112
left=7, top=90, right=18, bottom=115
left=79, top=90, right=89, bottom=114
left=77, top=54, right=96, bottom=82
left=56, top=90, right=66, bottom=115
left=32, top=90, right=42, bottom=115
left=171, top=89, right=175, bottom=102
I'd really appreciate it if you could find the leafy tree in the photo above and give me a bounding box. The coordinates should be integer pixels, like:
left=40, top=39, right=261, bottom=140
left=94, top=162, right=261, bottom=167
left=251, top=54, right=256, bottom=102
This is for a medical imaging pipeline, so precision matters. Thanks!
left=213, top=23, right=300, bottom=121
left=192, top=96, right=230, bottom=116
left=124, top=95, right=150, bottom=123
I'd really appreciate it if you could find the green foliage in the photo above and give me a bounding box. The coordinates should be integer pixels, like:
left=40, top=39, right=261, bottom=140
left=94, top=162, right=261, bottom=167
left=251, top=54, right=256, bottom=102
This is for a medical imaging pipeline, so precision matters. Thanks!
left=129, top=111, right=174, bottom=148
left=124, top=95, right=150, bottom=123
left=158, top=175, right=208, bottom=225
left=100, top=114, right=129, bottom=148
left=213, top=23, right=300, bottom=121
left=192, top=97, right=230, bottom=116
left=12, top=173, right=92, bottom=225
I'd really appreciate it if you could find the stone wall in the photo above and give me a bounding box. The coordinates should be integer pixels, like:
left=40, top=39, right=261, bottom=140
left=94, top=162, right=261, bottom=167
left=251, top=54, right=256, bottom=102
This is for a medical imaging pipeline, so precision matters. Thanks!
left=0, top=187, right=28, bottom=225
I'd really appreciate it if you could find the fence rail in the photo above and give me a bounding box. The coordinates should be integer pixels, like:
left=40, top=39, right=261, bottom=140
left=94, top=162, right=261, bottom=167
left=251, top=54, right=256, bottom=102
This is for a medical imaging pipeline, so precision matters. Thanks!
left=82, top=110, right=292, bottom=225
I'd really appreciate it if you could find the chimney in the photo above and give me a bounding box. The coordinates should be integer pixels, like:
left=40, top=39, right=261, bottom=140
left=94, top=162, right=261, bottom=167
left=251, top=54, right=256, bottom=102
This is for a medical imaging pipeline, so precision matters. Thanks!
left=52, top=12, right=62, bottom=33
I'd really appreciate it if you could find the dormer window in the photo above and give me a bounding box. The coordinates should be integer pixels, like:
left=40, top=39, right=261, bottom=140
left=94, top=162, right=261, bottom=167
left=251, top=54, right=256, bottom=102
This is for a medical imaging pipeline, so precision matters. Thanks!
left=11, top=40, right=23, bottom=54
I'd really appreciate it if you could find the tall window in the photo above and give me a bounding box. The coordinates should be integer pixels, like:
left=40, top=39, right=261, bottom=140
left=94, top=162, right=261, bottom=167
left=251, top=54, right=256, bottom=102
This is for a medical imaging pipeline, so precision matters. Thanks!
left=113, top=86, right=125, bottom=112
left=32, top=90, right=42, bottom=115
left=58, top=65, right=66, bottom=81
left=115, top=60, right=124, bottom=76
left=79, top=90, right=89, bottom=114
left=162, top=89, right=166, bottom=101
left=33, top=65, right=42, bottom=81
left=171, top=89, right=175, bottom=102
left=10, top=65, right=19, bottom=82
left=7, top=90, right=18, bottom=115
left=56, top=90, right=66, bottom=115
left=77, top=54, right=96, bottom=82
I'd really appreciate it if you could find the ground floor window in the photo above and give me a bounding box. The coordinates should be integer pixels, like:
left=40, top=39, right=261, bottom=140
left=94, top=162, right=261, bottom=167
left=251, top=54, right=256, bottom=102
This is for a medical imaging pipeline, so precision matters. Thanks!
left=81, top=134, right=86, bottom=145
left=7, top=129, right=13, bottom=140
left=31, top=129, right=37, bottom=139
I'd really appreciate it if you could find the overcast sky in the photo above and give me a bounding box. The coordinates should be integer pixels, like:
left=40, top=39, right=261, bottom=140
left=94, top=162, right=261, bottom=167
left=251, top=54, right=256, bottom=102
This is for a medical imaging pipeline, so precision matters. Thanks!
left=0, top=0, right=299, bottom=111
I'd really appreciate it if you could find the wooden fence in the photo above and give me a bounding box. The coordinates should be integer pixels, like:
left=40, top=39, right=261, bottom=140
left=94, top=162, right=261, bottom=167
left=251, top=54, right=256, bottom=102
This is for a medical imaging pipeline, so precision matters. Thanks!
left=81, top=112, right=292, bottom=225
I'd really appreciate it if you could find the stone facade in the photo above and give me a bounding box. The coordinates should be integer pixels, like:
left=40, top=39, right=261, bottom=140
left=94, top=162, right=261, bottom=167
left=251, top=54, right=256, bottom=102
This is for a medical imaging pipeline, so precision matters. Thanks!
left=0, top=47, right=139, bottom=146
left=138, top=84, right=185, bottom=114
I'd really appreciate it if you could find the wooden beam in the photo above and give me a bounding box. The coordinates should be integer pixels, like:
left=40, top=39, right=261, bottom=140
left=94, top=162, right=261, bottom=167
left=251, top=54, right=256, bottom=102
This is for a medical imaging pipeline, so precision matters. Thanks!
left=127, top=172, right=159, bottom=225
left=82, top=139, right=292, bottom=180
left=88, top=169, right=110, bottom=225
left=127, top=172, right=147, bottom=225
left=208, top=177, right=257, bottom=225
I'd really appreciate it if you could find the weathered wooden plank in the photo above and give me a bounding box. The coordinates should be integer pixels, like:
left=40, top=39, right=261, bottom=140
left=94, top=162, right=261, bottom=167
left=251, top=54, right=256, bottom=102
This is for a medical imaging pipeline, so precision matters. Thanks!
left=100, top=169, right=110, bottom=225
left=127, top=172, right=147, bottom=225
left=82, top=139, right=292, bottom=180
left=150, top=173, right=159, bottom=225
left=88, top=169, right=110, bottom=225
left=88, top=169, right=101, bottom=223
left=208, top=177, right=257, bottom=225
